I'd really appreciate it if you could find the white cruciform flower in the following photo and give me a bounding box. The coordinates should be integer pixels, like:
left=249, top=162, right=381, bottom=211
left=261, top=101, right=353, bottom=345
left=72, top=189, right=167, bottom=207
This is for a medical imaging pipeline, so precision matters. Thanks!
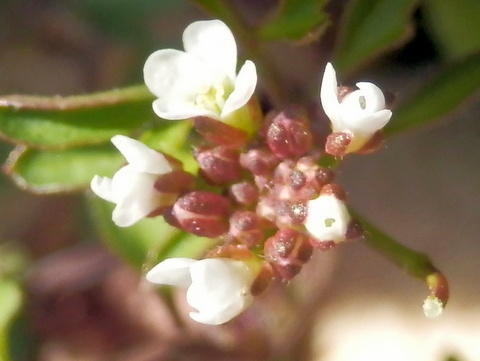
left=146, top=257, right=256, bottom=325
left=90, top=135, right=172, bottom=227
left=304, top=194, right=351, bottom=243
left=320, top=62, right=392, bottom=152
left=143, top=20, right=257, bottom=123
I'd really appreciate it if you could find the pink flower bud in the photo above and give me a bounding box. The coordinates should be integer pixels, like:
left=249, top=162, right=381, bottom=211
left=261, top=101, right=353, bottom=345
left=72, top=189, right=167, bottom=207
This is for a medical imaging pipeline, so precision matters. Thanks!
left=325, top=132, right=352, bottom=157
left=154, top=170, right=195, bottom=194
left=229, top=211, right=265, bottom=248
left=229, top=181, right=259, bottom=205
left=167, top=191, right=230, bottom=237
left=266, top=108, right=313, bottom=159
left=195, top=146, right=241, bottom=185
left=193, top=116, right=248, bottom=147
left=239, top=148, right=279, bottom=176
left=264, top=229, right=312, bottom=280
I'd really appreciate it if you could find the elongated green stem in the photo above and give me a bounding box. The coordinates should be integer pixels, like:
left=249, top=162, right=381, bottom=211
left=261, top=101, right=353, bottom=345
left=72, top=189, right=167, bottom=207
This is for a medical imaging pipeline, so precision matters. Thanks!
left=352, top=209, right=449, bottom=305
left=191, top=0, right=291, bottom=107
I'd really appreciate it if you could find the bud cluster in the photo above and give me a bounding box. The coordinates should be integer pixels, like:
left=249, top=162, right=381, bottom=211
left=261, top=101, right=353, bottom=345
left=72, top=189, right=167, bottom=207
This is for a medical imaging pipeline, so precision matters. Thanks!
left=92, top=43, right=394, bottom=324
left=157, top=106, right=363, bottom=286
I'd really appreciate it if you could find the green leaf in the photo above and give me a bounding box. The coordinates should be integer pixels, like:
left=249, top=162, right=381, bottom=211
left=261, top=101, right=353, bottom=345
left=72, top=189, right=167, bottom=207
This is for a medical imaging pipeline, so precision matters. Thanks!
left=88, top=195, right=218, bottom=269
left=257, top=0, right=329, bottom=43
left=423, top=0, right=480, bottom=60
left=385, top=51, right=480, bottom=135
left=4, top=144, right=123, bottom=193
left=0, top=279, right=22, bottom=361
left=88, top=195, right=181, bottom=268
left=0, top=86, right=155, bottom=149
left=139, top=120, right=197, bottom=173
left=334, top=0, right=417, bottom=74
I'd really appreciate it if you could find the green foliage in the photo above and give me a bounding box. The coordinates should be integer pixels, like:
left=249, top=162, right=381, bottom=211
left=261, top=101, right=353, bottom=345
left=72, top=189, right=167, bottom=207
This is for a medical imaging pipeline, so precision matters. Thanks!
left=257, top=0, right=330, bottom=43
left=385, top=51, right=480, bottom=135
left=334, top=0, right=417, bottom=74
left=0, top=279, right=22, bottom=361
left=88, top=195, right=218, bottom=268
left=5, top=144, right=124, bottom=193
left=0, top=86, right=155, bottom=149
left=423, top=0, right=480, bottom=60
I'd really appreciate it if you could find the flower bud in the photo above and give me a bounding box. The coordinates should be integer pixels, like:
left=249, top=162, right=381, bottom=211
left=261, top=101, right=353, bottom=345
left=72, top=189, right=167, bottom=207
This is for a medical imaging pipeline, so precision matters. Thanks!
left=325, top=132, right=352, bottom=157
left=154, top=170, right=195, bottom=194
left=239, top=148, right=279, bottom=176
left=264, top=229, right=313, bottom=280
left=195, top=146, right=241, bottom=185
left=229, top=181, right=259, bottom=205
left=266, top=107, right=313, bottom=159
left=167, top=191, right=230, bottom=237
left=229, top=211, right=265, bottom=248
left=193, top=116, right=248, bottom=147
left=275, top=201, right=308, bottom=227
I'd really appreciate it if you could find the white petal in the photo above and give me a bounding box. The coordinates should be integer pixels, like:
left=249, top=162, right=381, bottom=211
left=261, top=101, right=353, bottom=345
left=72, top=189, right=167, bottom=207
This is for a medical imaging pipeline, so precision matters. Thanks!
left=143, top=49, right=219, bottom=102
left=221, top=60, right=257, bottom=118
left=152, top=98, right=217, bottom=120
left=320, top=62, right=341, bottom=126
left=146, top=258, right=196, bottom=287
left=111, top=135, right=172, bottom=174
left=340, top=108, right=392, bottom=134
left=356, top=82, right=386, bottom=112
left=90, top=175, right=116, bottom=203
left=186, top=259, right=254, bottom=325
left=304, top=195, right=351, bottom=242
left=183, top=20, right=237, bottom=82
left=110, top=166, right=161, bottom=227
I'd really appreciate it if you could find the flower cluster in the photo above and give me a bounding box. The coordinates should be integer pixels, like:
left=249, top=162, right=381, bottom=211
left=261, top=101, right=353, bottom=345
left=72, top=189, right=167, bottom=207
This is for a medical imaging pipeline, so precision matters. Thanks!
left=91, top=20, right=393, bottom=325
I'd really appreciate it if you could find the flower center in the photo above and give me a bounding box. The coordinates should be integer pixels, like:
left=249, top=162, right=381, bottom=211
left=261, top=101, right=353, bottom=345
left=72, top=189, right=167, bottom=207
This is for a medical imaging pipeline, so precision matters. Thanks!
left=195, top=79, right=234, bottom=116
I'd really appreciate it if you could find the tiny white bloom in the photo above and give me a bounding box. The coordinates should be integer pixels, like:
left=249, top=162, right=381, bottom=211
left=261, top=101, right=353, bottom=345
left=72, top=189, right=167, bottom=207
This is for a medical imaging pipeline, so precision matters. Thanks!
left=146, top=257, right=256, bottom=325
left=304, top=194, right=351, bottom=243
left=144, top=20, right=257, bottom=122
left=423, top=296, right=444, bottom=319
left=320, top=62, right=392, bottom=152
left=90, top=135, right=172, bottom=227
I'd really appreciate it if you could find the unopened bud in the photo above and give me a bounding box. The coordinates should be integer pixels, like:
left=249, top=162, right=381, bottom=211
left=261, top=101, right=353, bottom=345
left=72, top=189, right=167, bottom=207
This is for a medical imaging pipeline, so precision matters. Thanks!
left=167, top=191, right=230, bottom=237
left=325, top=132, right=352, bottom=157
left=229, top=181, right=259, bottom=205
left=195, top=146, right=241, bottom=185
left=154, top=170, right=195, bottom=194
left=193, top=116, right=248, bottom=147
left=239, top=148, right=279, bottom=176
left=266, top=108, right=313, bottom=159
left=229, top=211, right=265, bottom=248
left=264, top=229, right=312, bottom=280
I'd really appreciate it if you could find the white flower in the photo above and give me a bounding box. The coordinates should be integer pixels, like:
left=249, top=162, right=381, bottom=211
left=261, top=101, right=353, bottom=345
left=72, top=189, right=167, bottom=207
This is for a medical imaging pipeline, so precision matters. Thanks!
left=304, top=194, right=351, bottom=243
left=143, top=20, right=257, bottom=122
left=90, top=135, right=172, bottom=227
left=320, top=62, right=392, bottom=152
left=146, top=257, right=256, bottom=325
left=423, top=296, right=444, bottom=319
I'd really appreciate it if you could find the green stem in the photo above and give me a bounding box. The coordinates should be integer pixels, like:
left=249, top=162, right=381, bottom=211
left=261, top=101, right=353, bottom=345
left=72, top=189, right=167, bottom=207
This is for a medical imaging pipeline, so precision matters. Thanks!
left=352, top=209, right=449, bottom=304
left=190, top=0, right=291, bottom=107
